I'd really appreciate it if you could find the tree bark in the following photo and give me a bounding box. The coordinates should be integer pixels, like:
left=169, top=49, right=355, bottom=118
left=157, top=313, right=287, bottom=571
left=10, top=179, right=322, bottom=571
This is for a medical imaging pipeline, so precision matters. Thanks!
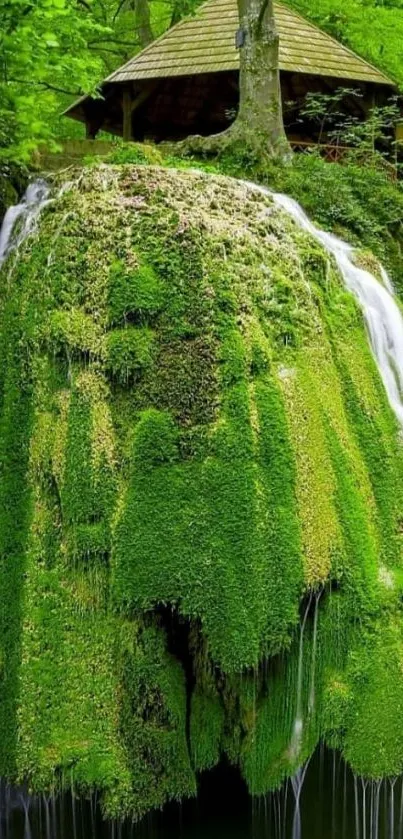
left=134, top=0, right=153, bottom=47
left=232, top=0, right=291, bottom=159
left=179, top=0, right=291, bottom=163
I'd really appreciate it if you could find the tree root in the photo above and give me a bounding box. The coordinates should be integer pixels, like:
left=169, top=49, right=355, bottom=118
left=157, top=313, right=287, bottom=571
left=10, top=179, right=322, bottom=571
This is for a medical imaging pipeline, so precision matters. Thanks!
left=171, top=123, right=293, bottom=166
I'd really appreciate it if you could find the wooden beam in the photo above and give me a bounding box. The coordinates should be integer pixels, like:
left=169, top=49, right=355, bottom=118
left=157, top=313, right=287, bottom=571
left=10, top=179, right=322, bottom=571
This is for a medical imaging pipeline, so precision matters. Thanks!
left=130, top=84, right=157, bottom=116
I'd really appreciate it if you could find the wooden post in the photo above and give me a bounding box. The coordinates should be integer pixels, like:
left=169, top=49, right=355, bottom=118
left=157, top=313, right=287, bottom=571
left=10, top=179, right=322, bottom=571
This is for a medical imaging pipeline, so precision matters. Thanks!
left=122, top=87, right=133, bottom=141
left=84, top=102, right=104, bottom=140
left=85, top=121, right=98, bottom=140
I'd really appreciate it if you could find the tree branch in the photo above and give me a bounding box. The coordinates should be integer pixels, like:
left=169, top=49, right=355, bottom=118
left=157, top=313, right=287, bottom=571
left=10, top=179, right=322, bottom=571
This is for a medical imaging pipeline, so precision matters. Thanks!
left=9, top=78, right=82, bottom=96
left=88, top=45, right=135, bottom=54
left=257, top=0, right=270, bottom=33
left=87, top=37, right=140, bottom=46
left=113, top=0, right=128, bottom=22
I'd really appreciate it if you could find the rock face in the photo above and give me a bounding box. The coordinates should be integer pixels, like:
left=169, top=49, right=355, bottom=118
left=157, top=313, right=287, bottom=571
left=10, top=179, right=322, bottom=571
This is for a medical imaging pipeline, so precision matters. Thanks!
left=1, top=165, right=403, bottom=817
left=0, top=164, right=26, bottom=225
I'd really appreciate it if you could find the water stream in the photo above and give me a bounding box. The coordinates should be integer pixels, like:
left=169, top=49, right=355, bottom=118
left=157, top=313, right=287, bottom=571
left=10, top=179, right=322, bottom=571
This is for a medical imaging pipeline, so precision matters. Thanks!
left=249, top=183, right=403, bottom=428
left=1, top=750, right=403, bottom=839
left=290, top=595, right=312, bottom=761
left=0, top=181, right=50, bottom=269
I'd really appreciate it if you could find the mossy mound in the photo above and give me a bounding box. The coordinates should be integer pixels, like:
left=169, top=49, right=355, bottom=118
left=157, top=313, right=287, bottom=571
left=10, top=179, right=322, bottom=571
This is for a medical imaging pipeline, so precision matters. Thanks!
left=1, top=165, right=403, bottom=817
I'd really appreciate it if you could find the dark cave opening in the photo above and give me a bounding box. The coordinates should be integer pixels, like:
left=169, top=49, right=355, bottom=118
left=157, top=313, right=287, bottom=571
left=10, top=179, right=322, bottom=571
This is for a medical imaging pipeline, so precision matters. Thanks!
left=153, top=604, right=197, bottom=749
left=2, top=748, right=403, bottom=838
left=154, top=606, right=196, bottom=696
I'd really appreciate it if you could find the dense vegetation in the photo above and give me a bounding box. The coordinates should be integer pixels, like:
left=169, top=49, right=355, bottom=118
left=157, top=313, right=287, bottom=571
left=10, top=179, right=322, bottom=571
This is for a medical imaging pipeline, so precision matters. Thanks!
left=287, top=0, right=403, bottom=89
left=0, top=0, right=195, bottom=164
left=0, top=0, right=403, bottom=166
left=2, top=0, right=403, bottom=819
left=2, top=165, right=403, bottom=816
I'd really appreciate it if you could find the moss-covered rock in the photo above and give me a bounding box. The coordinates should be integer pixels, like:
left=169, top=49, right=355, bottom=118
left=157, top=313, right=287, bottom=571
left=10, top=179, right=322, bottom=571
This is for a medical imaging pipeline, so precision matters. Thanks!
left=1, top=164, right=403, bottom=817
left=0, top=163, right=28, bottom=223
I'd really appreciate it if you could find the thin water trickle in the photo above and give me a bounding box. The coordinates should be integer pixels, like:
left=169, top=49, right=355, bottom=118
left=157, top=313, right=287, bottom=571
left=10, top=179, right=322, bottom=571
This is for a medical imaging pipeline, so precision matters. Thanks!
left=355, top=776, right=361, bottom=839
left=20, top=796, right=31, bottom=839
left=43, top=797, right=50, bottom=839
left=2, top=750, right=403, bottom=838
left=291, top=595, right=312, bottom=759
left=291, top=761, right=310, bottom=839
left=308, top=590, right=322, bottom=717
left=390, top=780, right=397, bottom=839
left=362, top=779, right=368, bottom=839
left=374, top=781, right=381, bottom=839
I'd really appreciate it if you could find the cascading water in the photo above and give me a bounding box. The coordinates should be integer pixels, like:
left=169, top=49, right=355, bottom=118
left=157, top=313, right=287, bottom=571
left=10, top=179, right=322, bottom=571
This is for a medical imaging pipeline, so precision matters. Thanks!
left=290, top=592, right=321, bottom=839
left=291, top=761, right=311, bottom=839
left=308, top=590, right=322, bottom=717
left=0, top=180, right=50, bottom=269
left=290, top=595, right=312, bottom=760
left=249, top=183, right=403, bottom=429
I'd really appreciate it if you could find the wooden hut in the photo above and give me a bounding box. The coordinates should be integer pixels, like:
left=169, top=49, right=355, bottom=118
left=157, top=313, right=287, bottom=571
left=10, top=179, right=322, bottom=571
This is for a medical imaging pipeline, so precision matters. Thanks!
left=64, top=0, right=395, bottom=145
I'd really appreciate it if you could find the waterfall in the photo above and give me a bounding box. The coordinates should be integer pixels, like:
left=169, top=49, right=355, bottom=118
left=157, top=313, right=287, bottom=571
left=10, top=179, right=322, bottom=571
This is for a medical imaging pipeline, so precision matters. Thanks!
left=20, top=793, right=32, bottom=839
left=0, top=180, right=50, bottom=269
left=247, top=183, right=403, bottom=429
left=290, top=595, right=312, bottom=760
left=308, top=590, right=322, bottom=716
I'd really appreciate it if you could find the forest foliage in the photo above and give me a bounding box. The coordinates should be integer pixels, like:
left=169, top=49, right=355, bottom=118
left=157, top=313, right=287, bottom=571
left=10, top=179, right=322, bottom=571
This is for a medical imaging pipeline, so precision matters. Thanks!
left=1, top=0, right=403, bottom=163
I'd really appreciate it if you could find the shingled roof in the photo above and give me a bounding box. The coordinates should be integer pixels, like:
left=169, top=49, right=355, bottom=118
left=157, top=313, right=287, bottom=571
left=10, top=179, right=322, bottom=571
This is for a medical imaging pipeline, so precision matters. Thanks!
left=106, top=0, right=392, bottom=86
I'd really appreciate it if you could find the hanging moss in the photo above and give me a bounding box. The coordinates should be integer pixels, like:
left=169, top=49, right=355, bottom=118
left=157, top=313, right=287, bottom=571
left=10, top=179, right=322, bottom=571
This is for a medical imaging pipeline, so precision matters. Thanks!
left=0, top=303, right=34, bottom=779
left=190, top=690, right=224, bottom=772
left=105, top=327, right=155, bottom=383
left=1, top=164, right=403, bottom=816
left=118, top=622, right=196, bottom=817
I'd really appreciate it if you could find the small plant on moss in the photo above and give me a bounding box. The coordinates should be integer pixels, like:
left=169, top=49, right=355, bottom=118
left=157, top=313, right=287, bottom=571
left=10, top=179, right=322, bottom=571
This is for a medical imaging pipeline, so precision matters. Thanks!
left=106, top=143, right=164, bottom=166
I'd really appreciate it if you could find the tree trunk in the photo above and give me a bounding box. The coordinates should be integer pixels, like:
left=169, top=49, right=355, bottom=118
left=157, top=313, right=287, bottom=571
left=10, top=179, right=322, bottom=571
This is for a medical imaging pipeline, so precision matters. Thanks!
left=178, top=0, right=291, bottom=163
left=232, top=0, right=290, bottom=159
left=134, top=0, right=153, bottom=47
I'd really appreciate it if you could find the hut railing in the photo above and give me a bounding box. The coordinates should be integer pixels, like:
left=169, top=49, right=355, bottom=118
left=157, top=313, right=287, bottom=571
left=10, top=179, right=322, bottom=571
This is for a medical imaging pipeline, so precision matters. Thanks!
left=290, top=140, right=398, bottom=180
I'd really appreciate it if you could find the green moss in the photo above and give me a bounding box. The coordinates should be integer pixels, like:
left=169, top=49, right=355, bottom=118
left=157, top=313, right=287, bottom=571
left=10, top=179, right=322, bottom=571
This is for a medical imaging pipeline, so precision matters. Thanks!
left=328, top=324, right=403, bottom=571
left=108, top=260, right=165, bottom=326
left=105, top=327, right=155, bottom=383
left=2, top=164, right=403, bottom=814
left=342, top=618, right=403, bottom=778
left=325, top=421, right=380, bottom=615
left=0, top=306, right=33, bottom=778
left=44, top=308, right=104, bottom=360
left=118, top=622, right=196, bottom=817
left=105, top=143, right=164, bottom=167
left=190, top=691, right=224, bottom=772
left=131, top=408, right=179, bottom=469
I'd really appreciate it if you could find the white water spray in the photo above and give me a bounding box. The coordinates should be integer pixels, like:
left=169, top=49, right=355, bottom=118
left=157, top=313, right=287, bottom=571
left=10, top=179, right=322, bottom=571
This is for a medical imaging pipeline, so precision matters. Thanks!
left=248, top=182, right=403, bottom=429
left=0, top=180, right=50, bottom=269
